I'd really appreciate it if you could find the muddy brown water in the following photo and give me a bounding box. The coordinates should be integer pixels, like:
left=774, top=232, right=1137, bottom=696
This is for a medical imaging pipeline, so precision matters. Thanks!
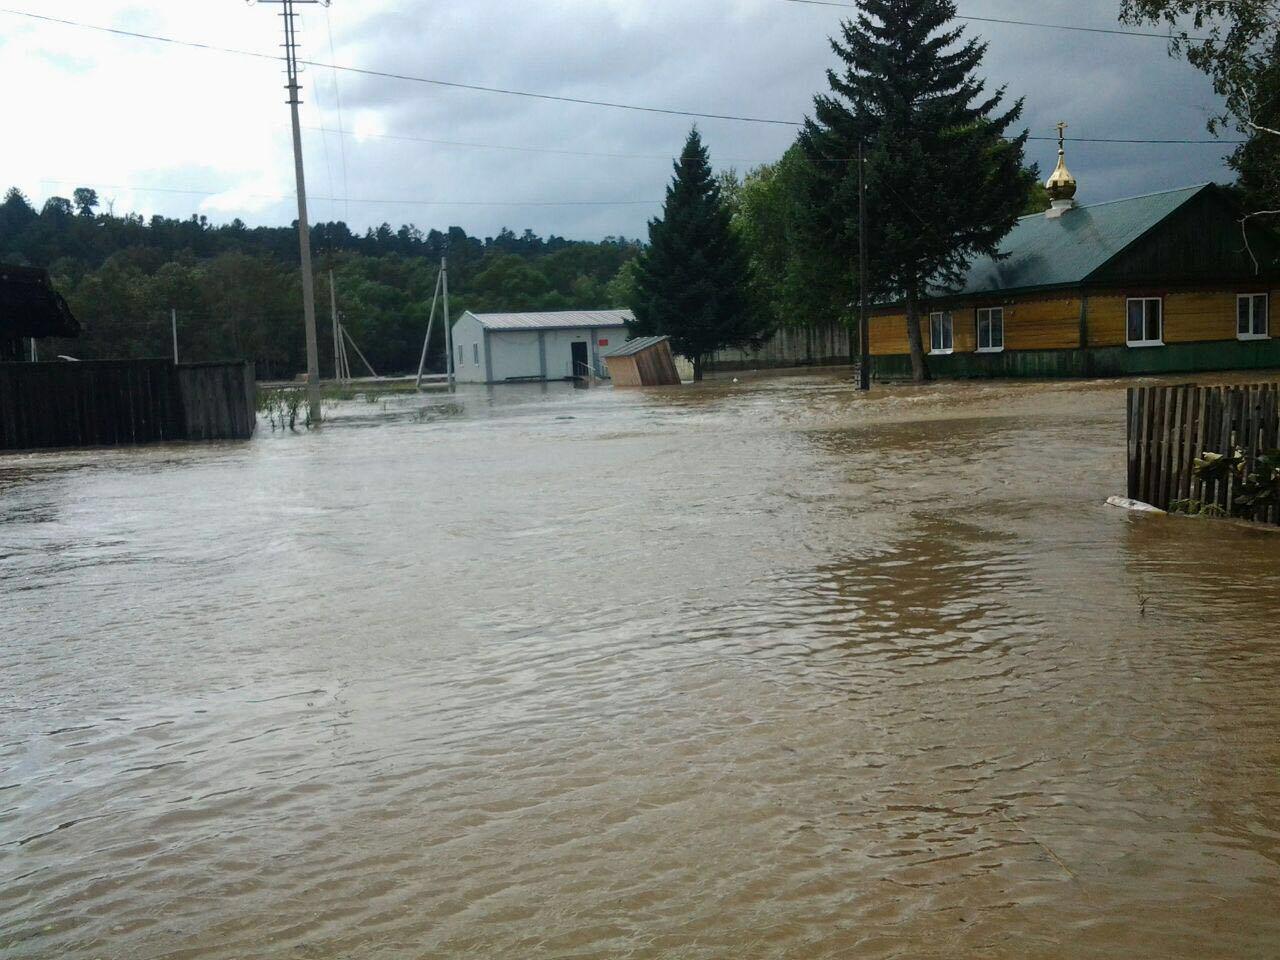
left=2, top=373, right=1278, bottom=959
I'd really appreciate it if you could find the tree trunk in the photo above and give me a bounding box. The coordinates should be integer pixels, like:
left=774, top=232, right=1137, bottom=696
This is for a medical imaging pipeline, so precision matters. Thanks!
left=692, top=354, right=704, bottom=382
left=905, top=290, right=930, bottom=383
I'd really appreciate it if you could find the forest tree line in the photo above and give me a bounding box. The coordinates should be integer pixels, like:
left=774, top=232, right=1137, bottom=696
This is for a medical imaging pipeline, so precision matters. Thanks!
left=0, top=155, right=1041, bottom=380
left=0, top=189, right=643, bottom=378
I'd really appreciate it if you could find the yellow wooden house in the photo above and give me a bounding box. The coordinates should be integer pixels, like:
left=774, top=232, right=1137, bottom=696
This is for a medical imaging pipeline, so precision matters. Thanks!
left=870, top=141, right=1280, bottom=379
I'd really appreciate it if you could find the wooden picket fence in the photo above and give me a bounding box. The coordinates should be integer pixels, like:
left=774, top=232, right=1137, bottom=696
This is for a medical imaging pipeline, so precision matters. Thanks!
left=1127, top=382, right=1280, bottom=523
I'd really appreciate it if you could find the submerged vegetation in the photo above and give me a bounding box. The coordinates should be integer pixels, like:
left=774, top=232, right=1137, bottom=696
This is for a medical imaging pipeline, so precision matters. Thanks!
left=1193, top=447, right=1280, bottom=515
left=257, top=387, right=307, bottom=432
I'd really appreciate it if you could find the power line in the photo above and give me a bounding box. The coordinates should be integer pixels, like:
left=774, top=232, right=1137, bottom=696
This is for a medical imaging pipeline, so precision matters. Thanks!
left=0, top=8, right=798, bottom=126
left=298, top=127, right=769, bottom=161
left=306, top=125, right=1242, bottom=155
left=777, top=0, right=1216, bottom=42
left=1, top=6, right=1245, bottom=146
left=324, top=5, right=351, bottom=224
left=36, top=178, right=660, bottom=206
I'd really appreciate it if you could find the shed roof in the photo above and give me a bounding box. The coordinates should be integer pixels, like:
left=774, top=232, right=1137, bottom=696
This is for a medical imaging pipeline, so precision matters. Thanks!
left=940, top=184, right=1212, bottom=297
left=602, top=335, right=669, bottom=358
left=466, top=309, right=633, bottom=331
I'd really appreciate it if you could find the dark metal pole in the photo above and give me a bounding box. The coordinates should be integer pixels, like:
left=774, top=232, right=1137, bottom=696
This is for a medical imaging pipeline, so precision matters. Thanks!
left=858, top=139, right=871, bottom=391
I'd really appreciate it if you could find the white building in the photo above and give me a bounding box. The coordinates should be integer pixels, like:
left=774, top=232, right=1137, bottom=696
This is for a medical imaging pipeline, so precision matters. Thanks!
left=451, top=310, right=633, bottom=384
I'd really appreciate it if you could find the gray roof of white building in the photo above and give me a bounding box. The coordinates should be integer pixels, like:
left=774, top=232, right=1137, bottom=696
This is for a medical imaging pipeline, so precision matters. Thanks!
left=465, top=309, right=633, bottom=331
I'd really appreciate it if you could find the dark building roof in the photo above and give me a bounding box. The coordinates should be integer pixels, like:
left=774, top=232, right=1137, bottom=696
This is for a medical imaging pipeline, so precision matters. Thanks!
left=602, top=335, right=670, bottom=358
left=924, top=183, right=1280, bottom=302
left=0, top=265, right=80, bottom=339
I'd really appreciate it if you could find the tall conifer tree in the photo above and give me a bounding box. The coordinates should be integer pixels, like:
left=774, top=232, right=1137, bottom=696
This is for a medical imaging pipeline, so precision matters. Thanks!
left=632, top=128, right=766, bottom=380
left=799, top=0, right=1033, bottom=381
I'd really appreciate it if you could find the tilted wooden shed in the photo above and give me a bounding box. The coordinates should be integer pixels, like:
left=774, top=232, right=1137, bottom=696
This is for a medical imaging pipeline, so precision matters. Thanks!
left=603, top=335, right=682, bottom=386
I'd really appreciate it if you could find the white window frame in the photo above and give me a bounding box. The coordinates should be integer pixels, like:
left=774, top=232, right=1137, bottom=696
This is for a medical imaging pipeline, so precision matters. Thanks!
left=975, top=306, right=1004, bottom=353
left=1237, top=293, right=1270, bottom=341
left=473, top=343, right=480, bottom=365
left=1126, top=297, right=1164, bottom=348
left=458, top=344, right=464, bottom=366
left=929, top=311, right=954, bottom=355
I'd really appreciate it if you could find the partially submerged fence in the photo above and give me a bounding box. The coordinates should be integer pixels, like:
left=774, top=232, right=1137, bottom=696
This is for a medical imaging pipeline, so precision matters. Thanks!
left=0, top=359, right=256, bottom=451
left=1127, top=382, right=1280, bottom=523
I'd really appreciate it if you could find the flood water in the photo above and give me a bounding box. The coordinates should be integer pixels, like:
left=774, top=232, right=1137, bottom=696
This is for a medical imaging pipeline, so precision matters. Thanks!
left=2, top=372, right=1279, bottom=959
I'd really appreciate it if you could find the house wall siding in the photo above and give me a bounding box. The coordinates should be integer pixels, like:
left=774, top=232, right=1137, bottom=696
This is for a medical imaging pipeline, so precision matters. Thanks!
left=872, top=286, right=1280, bottom=368
left=1003, top=297, right=1081, bottom=351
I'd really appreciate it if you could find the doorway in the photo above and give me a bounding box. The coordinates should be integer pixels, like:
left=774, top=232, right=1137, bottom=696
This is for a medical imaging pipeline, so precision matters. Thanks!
left=570, top=341, right=589, bottom=378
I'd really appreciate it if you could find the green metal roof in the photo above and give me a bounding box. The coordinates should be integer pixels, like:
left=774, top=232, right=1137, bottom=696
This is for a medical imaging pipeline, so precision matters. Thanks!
left=940, top=184, right=1212, bottom=297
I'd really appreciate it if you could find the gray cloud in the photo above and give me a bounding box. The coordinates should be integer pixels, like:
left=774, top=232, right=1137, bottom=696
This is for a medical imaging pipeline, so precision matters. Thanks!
left=10, top=0, right=1233, bottom=240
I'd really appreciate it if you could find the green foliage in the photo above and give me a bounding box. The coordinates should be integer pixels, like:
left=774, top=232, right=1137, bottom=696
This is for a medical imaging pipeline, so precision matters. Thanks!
left=798, top=0, right=1035, bottom=381
left=257, top=386, right=305, bottom=431
left=1190, top=445, right=1280, bottom=517
left=1, top=186, right=641, bottom=378
left=72, top=188, right=99, bottom=218
left=1168, top=498, right=1230, bottom=517
left=1024, top=180, right=1052, bottom=216
left=1227, top=36, right=1280, bottom=211
left=631, top=129, right=770, bottom=379
left=1121, top=1, right=1280, bottom=210
left=1192, top=447, right=1244, bottom=482
left=1120, top=0, right=1278, bottom=132
left=732, top=146, right=853, bottom=332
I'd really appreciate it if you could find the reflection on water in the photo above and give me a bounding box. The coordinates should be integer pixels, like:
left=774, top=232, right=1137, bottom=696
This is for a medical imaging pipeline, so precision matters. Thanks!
left=1, top=375, right=1278, bottom=959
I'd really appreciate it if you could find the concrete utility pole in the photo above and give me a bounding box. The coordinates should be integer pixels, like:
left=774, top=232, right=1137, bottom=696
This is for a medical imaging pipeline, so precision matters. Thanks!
left=254, top=0, right=326, bottom=423
left=329, top=270, right=340, bottom=382
left=171, top=308, right=179, bottom=364
left=441, top=257, right=455, bottom=392
left=858, top=139, right=871, bottom=392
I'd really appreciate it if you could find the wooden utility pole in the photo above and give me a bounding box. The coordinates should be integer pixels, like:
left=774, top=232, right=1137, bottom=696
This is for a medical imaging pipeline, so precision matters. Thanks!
left=858, top=139, right=871, bottom=391
left=256, top=0, right=326, bottom=423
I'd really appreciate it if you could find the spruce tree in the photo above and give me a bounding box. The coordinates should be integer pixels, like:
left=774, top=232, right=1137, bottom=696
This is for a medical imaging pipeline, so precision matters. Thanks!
left=631, top=128, right=766, bottom=380
left=799, top=0, right=1034, bottom=381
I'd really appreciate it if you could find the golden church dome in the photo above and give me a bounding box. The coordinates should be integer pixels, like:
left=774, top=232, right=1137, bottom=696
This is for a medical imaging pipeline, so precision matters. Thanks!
left=1046, top=121, right=1077, bottom=203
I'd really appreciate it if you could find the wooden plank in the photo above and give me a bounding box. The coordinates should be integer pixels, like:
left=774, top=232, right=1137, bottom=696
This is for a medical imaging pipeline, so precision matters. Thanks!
left=1169, top=387, right=1186, bottom=508
left=1172, top=386, right=1192, bottom=504
left=1212, top=387, right=1228, bottom=510
left=1153, top=386, right=1170, bottom=508
left=1126, top=387, right=1137, bottom=498
left=1138, top=387, right=1154, bottom=505
left=1223, top=389, right=1233, bottom=519
left=1191, top=388, right=1208, bottom=505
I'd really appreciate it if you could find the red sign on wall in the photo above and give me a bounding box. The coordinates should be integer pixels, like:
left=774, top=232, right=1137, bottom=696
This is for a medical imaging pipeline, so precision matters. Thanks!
left=598, top=339, right=609, bottom=347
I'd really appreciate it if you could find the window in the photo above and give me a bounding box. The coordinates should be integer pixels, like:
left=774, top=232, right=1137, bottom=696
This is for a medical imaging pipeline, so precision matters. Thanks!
left=929, top=312, right=954, bottom=354
left=1238, top=293, right=1269, bottom=340
left=458, top=344, right=464, bottom=366
left=976, top=307, right=1004, bottom=352
left=473, top=343, right=480, bottom=365
left=1126, top=298, right=1163, bottom=347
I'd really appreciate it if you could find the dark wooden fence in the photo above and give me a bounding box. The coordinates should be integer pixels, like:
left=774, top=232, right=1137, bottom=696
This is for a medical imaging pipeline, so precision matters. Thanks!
left=1127, top=382, right=1280, bottom=523
left=178, top=362, right=257, bottom=441
left=0, top=360, right=256, bottom=451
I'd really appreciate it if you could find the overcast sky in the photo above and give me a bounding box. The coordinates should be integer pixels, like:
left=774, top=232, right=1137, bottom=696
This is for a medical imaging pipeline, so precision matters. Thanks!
left=0, top=0, right=1235, bottom=242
